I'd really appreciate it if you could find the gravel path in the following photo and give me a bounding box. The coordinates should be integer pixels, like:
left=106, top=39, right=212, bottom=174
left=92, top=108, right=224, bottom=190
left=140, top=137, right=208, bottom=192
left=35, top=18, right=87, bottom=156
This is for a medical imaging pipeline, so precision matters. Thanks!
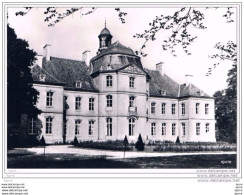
left=18, top=145, right=237, bottom=159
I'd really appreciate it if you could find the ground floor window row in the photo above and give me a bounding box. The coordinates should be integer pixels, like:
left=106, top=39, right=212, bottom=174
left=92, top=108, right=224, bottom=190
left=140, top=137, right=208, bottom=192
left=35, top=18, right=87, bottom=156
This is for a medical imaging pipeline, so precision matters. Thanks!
left=28, top=118, right=211, bottom=138
left=150, top=122, right=211, bottom=136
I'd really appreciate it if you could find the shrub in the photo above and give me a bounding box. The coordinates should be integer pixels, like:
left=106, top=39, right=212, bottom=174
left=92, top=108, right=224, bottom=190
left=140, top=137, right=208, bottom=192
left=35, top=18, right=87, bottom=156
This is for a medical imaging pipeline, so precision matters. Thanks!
left=123, top=135, right=129, bottom=146
left=73, top=136, right=79, bottom=147
left=176, top=136, right=180, bottom=144
left=40, top=136, right=46, bottom=146
left=77, top=140, right=132, bottom=151
left=135, top=134, right=145, bottom=151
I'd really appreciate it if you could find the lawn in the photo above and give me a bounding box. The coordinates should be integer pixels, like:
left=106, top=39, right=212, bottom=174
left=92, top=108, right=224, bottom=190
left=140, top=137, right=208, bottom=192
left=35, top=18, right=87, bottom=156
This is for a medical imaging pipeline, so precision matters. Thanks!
left=7, top=149, right=236, bottom=169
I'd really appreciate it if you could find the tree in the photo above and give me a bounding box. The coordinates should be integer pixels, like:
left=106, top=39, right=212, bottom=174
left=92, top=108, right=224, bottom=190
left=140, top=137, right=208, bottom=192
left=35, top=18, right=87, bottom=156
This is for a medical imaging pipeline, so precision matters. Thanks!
left=14, top=7, right=235, bottom=57
left=175, top=136, right=180, bottom=144
left=135, top=134, right=145, bottom=151
left=212, top=41, right=237, bottom=143
left=7, top=24, right=41, bottom=125
left=73, top=136, right=79, bottom=147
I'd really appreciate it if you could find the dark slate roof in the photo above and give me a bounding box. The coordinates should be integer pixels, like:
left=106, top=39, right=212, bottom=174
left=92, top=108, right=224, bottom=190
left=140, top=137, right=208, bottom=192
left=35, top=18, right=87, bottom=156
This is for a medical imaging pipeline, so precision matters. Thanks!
left=91, top=41, right=135, bottom=62
left=179, top=83, right=211, bottom=98
left=32, top=57, right=98, bottom=92
left=99, top=27, right=111, bottom=36
left=146, top=69, right=180, bottom=98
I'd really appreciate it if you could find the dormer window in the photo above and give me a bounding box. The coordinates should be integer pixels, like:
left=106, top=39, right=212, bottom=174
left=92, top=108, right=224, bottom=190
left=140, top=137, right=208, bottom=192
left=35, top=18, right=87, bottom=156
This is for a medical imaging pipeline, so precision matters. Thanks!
left=39, top=74, right=46, bottom=81
left=159, top=89, right=166, bottom=96
left=75, top=81, right=82, bottom=88
left=197, top=91, right=201, bottom=95
left=107, top=64, right=112, bottom=70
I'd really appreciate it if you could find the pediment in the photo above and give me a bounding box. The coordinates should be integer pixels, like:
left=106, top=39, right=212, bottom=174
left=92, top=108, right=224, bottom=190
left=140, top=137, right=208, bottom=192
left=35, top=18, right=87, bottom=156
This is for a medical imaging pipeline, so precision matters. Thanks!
left=119, top=64, right=146, bottom=75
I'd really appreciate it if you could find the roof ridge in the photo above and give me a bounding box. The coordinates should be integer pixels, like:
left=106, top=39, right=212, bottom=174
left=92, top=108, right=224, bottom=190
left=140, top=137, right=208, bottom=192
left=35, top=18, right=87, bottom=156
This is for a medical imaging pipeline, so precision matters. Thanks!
left=50, top=56, right=85, bottom=63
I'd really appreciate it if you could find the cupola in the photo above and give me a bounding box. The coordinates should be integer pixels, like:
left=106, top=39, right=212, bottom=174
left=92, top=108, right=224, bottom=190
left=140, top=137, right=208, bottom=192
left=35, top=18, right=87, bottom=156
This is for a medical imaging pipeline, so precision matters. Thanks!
left=98, top=21, right=113, bottom=53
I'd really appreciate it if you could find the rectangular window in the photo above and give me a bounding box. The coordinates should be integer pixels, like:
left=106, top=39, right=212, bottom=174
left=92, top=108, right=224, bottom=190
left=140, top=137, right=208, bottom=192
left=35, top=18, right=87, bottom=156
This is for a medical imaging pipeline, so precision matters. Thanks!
left=129, top=96, right=135, bottom=107
left=196, top=123, right=200, bottom=135
left=106, top=75, right=112, bottom=87
left=45, top=118, right=53, bottom=134
left=205, top=123, right=210, bottom=133
left=151, top=102, right=156, bottom=114
left=162, top=103, right=166, bottom=114
left=129, top=118, right=135, bottom=136
left=107, top=95, right=112, bottom=107
left=89, top=120, right=94, bottom=135
left=196, top=103, right=200, bottom=114
left=205, top=104, right=209, bottom=115
left=172, top=123, right=176, bottom=136
left=28, top=118, right=36, bottom=134
left=106, top=118, right=112, bottom=136
left=181, top=103, right=185, bottom=115
left=46, top=91, right=53, bottom=107
left=129, top=77, right=135, bottom=88
left=75, top=120, right=81, bottom=135
left=75, top=97, right=81, bottom=110
left=162, top=123, right=166, bottom=135
left=89, top=98, right=94, bottom=111
left=181, top=123, right=186, bottom=136
left=172, top=104, right=176, bottom=115
left=151, top=123, right=156, bottom=135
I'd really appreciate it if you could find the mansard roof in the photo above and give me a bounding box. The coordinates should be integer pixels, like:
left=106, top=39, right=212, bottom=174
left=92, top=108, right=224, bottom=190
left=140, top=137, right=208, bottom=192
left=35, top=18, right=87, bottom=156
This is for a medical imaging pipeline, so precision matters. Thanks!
left=146, top=69, right=180, bottom=98
left=146, top=69, right=212, bottom=99
left=32, top=57, right=98, bottom=92
left=91, top=41, right=136, bottom=62
left=179, top=83, right=211, bottom=98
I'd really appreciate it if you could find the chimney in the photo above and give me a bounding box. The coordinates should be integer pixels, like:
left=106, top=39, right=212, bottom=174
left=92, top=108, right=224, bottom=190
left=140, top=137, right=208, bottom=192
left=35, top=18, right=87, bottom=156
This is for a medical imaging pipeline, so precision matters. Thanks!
left=185, top=74, right=193, bottom=86
left=156, top=62, right=164, bottom=75
left=43, top=44, right=51, bottom=61
left=35, top=54, right=43, bottom=68
left=82, top=50, right=91, bottom=66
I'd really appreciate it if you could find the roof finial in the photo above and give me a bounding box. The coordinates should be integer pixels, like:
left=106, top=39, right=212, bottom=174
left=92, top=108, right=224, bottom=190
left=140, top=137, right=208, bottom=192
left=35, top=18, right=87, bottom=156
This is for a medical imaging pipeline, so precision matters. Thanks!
left=105, top=17, right=106, bottom=28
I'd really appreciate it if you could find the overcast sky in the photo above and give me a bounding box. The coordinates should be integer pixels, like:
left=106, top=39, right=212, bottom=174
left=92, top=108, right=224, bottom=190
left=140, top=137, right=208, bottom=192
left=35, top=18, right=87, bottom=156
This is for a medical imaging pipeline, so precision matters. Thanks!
left=7, top=6, right=237, bottom=95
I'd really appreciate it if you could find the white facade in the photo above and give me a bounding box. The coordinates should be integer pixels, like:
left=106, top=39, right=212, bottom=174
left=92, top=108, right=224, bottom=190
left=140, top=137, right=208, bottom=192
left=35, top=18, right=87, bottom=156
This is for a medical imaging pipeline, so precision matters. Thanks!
left=30, top=26, right=216, bottom=144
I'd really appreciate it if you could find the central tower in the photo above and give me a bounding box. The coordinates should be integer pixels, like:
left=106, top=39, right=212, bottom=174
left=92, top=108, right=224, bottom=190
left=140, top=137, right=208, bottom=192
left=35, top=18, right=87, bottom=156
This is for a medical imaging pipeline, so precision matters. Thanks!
left=98, top=22, right=113, bottom=53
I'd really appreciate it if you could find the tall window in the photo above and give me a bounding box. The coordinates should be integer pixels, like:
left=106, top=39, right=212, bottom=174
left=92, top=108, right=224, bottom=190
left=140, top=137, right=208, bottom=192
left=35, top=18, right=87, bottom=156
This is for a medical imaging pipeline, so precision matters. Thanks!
left=46, top=117, right=53, bottom=134
left=46, top=91, right=53, bottom=107
left=172, top=123, right=176, bottom=136
left=106, top=95, right=112, bottom=107
left=75, top=120, right=81, bottom=135
left=181, top=123, right=186, bottom=136
left=89, top=98, right=94, bottom=111
left=106, top=118, right=112, bottom=136
left=129, top=118, right=135, bottom=136
left=151, top=122, right=156, bottom=135
left=205, top=104, right=209, bottom=115
left=172, top=104, right=176, bottom=115
left=196, top=123, right=200, bottom=135
left=151, top=102, right=156, bottom=114
left=129, top=77, right=135, bottom=88
left=106, top=75, right=112, bottom=87
left=181, top=103, right=185, bottom=115
left=162, top=123, right=166, bottom=135
left=89, top=120, right=94, bottom=135
left=75, top=97, right=81, bottom=110
left=28, top=118, right=36, bottom=134
left=196, top=103, right=200, bottom=114
left=162, top=103, right=166, bottom=114
left=129, top=96, right=135, bottom=107
left=205, top=123, right=210, bottom=133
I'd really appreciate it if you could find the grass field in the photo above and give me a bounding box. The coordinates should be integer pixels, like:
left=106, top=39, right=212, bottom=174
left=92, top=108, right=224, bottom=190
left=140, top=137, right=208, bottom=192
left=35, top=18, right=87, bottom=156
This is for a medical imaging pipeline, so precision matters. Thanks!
left=7, top=150, right=236, bottom=169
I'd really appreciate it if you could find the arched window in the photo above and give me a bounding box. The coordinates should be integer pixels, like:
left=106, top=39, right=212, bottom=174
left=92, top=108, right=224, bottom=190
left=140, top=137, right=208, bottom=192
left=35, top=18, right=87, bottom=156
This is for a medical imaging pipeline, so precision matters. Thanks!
left=106, top=75, right=112, bottom=87
left=129, top=118, right=135, bottom=136
left=129, top=96, right=135, bottom=107
left=106, top=118, right=112, bottom=136
left=106, top=95, right=112, bottom=107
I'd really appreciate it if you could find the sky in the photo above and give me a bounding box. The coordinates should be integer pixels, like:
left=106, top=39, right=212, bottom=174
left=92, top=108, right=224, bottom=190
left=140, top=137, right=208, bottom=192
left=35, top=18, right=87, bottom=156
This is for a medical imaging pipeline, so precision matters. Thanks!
left=7, top=5, right=237, bottom=95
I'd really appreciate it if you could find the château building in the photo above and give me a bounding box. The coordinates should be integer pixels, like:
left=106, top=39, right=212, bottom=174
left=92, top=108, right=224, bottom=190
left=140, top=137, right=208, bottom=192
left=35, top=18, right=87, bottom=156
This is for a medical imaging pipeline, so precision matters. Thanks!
left=29, top=25, right=216, bottom=144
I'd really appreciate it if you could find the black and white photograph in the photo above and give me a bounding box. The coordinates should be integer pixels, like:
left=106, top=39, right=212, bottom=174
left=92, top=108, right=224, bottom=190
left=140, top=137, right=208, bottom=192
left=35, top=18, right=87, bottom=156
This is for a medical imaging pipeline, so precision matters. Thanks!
left=3, top=2, right=241, bottom=176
